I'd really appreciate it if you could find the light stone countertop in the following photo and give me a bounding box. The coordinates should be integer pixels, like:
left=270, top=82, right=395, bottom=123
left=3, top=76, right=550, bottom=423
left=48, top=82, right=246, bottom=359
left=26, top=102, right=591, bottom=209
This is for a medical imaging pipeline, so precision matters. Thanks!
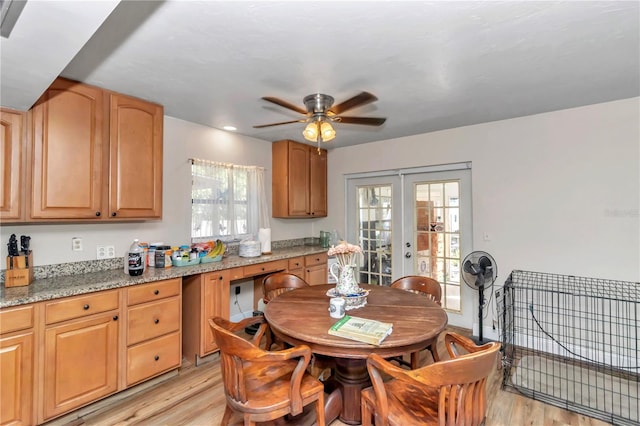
left=1, top=246, right=327, bottom=308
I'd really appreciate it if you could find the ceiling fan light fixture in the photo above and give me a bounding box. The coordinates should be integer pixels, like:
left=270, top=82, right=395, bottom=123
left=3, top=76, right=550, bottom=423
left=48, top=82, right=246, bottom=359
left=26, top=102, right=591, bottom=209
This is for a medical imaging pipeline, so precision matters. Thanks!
left=320, top=121, right=336, bottom=142
left=302, top=121, right=319, bottom=142
left=303, top=120, right=336, bottom=144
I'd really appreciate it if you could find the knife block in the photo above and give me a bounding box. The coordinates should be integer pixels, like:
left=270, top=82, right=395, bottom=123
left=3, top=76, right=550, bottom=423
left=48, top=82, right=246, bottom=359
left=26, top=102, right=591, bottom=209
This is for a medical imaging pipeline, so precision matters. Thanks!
left=5, top=252, right=34, bottom=287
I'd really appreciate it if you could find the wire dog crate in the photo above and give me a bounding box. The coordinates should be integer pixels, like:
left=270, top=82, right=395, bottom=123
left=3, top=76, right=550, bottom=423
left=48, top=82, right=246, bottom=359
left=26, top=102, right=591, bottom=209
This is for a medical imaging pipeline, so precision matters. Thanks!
left=498, top=270, right=639, bottom=425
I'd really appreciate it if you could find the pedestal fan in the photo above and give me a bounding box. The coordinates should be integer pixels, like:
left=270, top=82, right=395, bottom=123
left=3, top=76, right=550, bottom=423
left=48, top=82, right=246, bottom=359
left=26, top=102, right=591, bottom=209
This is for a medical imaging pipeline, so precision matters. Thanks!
left=461, top=251, right=497, bottom=344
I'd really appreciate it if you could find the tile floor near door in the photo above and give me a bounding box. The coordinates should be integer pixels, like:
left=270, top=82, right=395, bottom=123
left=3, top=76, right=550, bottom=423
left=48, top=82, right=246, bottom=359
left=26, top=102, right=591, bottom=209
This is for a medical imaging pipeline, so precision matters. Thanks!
left=49, top=327, right=610, bottom=426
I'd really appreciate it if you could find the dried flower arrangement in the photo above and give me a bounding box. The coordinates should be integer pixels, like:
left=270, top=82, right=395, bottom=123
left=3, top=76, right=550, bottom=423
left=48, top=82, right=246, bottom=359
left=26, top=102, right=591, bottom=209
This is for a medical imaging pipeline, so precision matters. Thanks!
left=327, top=241, right=362, bottom=266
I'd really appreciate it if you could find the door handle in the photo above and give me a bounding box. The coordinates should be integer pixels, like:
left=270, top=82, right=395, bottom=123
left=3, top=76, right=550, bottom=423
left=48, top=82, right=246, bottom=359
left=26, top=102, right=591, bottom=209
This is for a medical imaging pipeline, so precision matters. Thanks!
left=405, top=252, right=412, bottom=258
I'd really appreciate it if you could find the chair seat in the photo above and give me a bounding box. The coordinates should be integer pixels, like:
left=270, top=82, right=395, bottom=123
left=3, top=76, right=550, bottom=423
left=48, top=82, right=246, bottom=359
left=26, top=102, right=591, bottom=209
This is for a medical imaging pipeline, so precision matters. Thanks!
left=237, top=359, right=325, bottom=415
left=361, top=381, right=440, bottom=425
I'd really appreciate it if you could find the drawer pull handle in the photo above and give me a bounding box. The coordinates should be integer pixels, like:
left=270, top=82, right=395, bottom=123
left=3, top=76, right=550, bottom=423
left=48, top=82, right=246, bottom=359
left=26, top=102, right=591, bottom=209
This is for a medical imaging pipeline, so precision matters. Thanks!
left=154, top=355, right=160, bottom=361
left=219, top=276, right=223, bottom=280
left=154, top=319, right=160, bottom=324
left=111, top=212, right=117, bottom=217
left=113, top=315, right=119, bottom=321
left=154, top=290, right=159, bottom=295
left=83, top=304, right=90, bottom=310
left=95, top=211, right=101, bottom=217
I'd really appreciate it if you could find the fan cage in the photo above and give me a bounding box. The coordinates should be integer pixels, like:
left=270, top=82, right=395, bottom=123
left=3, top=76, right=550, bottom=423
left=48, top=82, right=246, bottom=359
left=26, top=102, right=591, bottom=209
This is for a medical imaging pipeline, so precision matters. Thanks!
left=461, top=251, right=497, bottom=289
left=497, top=270, right=639, bottom=425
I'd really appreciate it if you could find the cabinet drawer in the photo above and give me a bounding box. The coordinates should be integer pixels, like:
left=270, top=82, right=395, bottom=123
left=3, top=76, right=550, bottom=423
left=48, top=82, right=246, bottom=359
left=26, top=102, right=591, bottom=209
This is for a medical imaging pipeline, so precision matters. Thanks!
left=45, top=290, right=119, bottom=324
left=288, top=257, right=304, bottom=270
left=305, top=252, right=328, bottom=267
left=127, top=331, right=181, bottom=386
left=0, top=304, right=34, bottom=334
left=243, top=260, right=287, bottom=277
left=127, top=278, right=181, bottom=306
left=127, top=297, right=180, bottom=345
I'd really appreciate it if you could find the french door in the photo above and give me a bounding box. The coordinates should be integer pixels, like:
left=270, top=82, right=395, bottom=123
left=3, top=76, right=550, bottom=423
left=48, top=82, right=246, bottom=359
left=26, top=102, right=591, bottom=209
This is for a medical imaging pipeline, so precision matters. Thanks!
left=346, top=166, right=472, bottom=322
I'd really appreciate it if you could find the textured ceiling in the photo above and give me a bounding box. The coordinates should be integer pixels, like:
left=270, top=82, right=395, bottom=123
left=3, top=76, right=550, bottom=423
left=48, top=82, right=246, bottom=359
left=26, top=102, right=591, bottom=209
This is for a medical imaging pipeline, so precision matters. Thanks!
left=1, top=1, right=639, bottom=149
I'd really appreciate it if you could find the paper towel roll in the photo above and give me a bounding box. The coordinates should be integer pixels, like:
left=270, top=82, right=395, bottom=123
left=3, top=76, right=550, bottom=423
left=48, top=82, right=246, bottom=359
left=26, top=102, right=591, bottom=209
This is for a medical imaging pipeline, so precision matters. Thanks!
left=258, top=228, right=271, bottom=254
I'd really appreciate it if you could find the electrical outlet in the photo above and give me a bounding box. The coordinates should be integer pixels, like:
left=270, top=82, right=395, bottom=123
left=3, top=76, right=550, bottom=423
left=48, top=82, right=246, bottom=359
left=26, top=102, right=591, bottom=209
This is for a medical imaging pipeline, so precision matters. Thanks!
left=235, top=286, right=241, bottom=295
left=97, top=245, right=116, bottom=260
left=72, top=237, right=83, bottom=251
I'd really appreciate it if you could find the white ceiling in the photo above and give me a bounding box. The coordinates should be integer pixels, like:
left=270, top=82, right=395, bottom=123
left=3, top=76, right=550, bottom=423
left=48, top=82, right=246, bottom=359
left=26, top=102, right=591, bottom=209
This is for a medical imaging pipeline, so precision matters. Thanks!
left=1, top=1, right=639, bottom=149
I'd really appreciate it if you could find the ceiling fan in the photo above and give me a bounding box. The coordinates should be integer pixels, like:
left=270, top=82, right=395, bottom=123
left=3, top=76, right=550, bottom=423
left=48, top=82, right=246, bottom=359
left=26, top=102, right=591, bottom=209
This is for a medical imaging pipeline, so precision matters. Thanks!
left=254, top=92, right=386, bottom=148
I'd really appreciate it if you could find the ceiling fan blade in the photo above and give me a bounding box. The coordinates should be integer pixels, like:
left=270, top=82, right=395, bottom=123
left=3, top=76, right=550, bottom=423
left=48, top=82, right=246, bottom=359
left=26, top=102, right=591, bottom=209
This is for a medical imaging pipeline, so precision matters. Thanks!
left=253, top=119, right=306, bottom=128
left=329, top=92, right=378, bottom=115
left=335, top=116, right=386, bottom=126
left=261, top=97, right=307, bottom=115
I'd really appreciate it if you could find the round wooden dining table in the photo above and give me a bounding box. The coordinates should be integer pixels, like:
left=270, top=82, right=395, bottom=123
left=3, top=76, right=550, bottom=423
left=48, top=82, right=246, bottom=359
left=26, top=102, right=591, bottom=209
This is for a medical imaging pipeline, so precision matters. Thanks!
left=263, top=284, right=448, bottom=425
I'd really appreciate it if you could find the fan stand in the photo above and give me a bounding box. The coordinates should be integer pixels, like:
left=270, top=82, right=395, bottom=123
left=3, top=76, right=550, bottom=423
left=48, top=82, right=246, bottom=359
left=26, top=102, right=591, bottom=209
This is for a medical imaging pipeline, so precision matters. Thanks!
left=474, top=284, right=486, bottom=345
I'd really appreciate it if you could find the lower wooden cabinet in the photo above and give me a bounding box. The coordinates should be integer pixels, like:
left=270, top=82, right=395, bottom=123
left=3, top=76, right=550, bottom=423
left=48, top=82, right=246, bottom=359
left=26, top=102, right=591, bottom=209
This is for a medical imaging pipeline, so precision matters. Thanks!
left=0, top=305, right=34, bottom=426
left=126, top=331, right=181, bottom=386
left=124, top=279, right=182, bottom=387
left=287, top=256, right=305, bottom=279
left=33, top=281, right=183, bottom=423
left=286, top=253, right=328, bottom=285
left=182, top=270, right=230, bottom=362
left=304, top=252, right=328, bottom=286
left=42, top=311, right=119, bottom=420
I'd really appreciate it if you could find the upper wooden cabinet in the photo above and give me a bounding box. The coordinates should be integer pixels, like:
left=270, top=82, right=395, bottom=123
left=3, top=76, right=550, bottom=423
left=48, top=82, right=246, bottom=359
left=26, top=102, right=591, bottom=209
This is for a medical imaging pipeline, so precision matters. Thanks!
left=31, top=79, right=106, bottom=219
left=28, top=78, right=163, bottom=221
left=272, top=139, right=327, bottom=218
left=109, top=93, right=163, bottom=219
left=0, top=108, right=26, bottom=222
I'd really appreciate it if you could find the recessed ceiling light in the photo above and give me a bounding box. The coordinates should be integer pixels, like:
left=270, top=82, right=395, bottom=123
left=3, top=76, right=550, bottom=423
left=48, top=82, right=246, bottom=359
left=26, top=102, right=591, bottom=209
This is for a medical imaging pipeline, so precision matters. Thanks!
left=223, top=126, right=237, bottom=131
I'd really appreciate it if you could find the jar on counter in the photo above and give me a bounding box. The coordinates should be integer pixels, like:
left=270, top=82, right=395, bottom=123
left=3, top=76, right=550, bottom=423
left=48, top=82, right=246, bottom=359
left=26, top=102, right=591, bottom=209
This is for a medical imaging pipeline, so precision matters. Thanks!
left=155, top=245, right=172, bottom=268
left=148, top=245, right=156, bottom=267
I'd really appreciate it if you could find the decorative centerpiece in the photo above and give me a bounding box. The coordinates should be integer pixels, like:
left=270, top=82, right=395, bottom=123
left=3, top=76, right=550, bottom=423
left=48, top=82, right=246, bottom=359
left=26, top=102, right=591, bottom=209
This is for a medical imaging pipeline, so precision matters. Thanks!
left=327, top=241, right=368, bottom=310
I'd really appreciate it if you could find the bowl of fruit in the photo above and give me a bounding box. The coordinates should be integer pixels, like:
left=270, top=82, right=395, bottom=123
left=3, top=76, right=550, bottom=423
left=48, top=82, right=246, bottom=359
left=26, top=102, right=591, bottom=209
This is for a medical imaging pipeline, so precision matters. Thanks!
left=200, top=240, right=226, bottom=263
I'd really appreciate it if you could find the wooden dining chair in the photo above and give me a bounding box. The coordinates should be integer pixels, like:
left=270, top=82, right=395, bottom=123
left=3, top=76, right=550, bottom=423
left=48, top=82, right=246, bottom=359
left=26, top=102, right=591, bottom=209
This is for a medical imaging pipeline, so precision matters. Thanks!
left=262, top=272, right=334, bottom=380
left=390, top=275, right=442, bottom=369
left=262, top=272, right=310, bottom=304
left=208, top=316, right=326, bottom=426
left=262, top=272, right=310, bottom=350
left=361, top=332, right=500, bottom=426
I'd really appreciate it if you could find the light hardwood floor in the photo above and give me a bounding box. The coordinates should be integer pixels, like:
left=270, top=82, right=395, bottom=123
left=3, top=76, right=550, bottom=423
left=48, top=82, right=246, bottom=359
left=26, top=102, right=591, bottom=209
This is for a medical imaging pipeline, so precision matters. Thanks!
left=49, top=329, right=611, bottom=426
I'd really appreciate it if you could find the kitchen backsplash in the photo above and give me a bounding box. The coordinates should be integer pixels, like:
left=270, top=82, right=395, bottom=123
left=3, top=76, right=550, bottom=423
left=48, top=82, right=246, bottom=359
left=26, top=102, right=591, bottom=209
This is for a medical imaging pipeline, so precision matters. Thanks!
left=1, top=238, right=318, bottom=283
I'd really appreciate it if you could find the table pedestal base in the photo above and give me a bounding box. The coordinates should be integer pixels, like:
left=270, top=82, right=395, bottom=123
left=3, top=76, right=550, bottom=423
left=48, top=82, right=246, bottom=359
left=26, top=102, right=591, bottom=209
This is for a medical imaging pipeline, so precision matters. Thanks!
left=334, top=358, right=371, bottom=425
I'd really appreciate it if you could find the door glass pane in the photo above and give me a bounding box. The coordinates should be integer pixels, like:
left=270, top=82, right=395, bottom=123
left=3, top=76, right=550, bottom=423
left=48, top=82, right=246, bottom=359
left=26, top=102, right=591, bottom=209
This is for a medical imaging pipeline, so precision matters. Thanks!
left=357, top=185, right=392, bottom=286
left=414, top=180, right=462, bottom=312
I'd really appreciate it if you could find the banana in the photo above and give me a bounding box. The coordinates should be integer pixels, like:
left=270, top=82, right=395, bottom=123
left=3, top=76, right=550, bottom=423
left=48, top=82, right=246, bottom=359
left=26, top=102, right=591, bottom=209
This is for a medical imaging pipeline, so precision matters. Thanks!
left=207, top=240, right=225, bottom=257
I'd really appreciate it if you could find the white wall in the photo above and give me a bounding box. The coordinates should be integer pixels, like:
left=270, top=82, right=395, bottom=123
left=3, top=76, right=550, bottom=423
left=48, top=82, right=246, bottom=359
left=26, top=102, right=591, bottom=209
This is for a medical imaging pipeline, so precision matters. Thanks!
left=316, top=98, right=640, bottom=332
left=0, top=116, right=317, bottom=266
left=3, top=99, right=638, bottom=334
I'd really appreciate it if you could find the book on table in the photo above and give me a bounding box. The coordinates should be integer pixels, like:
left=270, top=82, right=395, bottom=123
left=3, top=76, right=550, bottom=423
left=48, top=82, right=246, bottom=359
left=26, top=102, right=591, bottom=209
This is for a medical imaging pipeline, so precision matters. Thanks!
left=328, top=315, right=393, bottom=345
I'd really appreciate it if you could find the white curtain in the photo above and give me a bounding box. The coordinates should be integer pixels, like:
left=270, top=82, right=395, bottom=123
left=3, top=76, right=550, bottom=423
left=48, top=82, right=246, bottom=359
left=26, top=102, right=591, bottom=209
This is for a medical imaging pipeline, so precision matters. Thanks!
left=191, top=158, right=269, bottom=242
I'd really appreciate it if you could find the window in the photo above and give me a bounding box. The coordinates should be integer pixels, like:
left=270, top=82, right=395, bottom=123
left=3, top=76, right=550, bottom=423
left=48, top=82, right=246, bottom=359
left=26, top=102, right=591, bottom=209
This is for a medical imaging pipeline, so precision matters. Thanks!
left=191, top=158, right=268, bottom=242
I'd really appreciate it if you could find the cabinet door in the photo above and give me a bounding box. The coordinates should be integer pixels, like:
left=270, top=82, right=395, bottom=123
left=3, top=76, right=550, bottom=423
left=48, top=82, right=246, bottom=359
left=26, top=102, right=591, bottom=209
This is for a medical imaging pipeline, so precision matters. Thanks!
left=109, top=93, right=163, bottom=219
left=43, top=312, right=118, bottom=420
left=305, top=263, right=328, bottom=286
left=287, top=142, right=310, bottom=217
left=309, top=148, right=327, bottom=217
left=0, top=109, right=24, bottom=222
left=202, top=271, right=230, bottom=354
left=31, top=79, right=105, bottom=219
left=0, top=331, right=33, bottom=426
